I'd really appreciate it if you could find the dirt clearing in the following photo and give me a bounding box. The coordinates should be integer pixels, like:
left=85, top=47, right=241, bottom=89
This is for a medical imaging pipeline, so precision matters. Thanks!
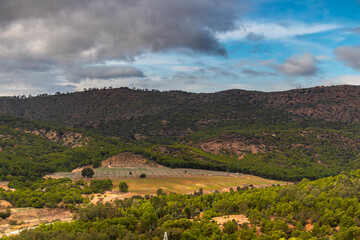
left=0, top=208, right=72, bottom=237
left=212, top=215, right=249, bottom=226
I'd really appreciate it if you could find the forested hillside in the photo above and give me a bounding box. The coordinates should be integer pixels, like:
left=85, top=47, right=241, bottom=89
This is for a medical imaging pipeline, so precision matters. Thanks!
left=1, top=85, right=360, bottom=181
left=5, top=170, right=360, bottom=239
left=0, top=116, right=127, bottom=181
left=0, top=85, right=359, bottom=142
left=2, top=114, right=360, bottom=181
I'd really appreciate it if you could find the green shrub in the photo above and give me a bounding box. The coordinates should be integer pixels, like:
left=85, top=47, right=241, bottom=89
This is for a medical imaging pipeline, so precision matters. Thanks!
left=119, top=182, right=129, bottom=193
left=82, top=168, right=94, bottom=178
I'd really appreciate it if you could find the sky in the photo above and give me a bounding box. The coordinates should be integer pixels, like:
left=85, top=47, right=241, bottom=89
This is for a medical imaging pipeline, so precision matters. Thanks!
left=0, top=0, right=360, bottom=96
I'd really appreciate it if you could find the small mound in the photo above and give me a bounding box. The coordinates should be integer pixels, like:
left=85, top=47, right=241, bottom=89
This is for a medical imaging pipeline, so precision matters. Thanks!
left=102, top=152, right=161, bottom=168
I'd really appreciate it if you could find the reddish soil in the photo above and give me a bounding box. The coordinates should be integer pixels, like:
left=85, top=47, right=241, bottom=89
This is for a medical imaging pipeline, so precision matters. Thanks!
left=0, top=208, right=72, bottom=237
left=0, top=182, right=10, bottom=191
left=89, top=191, right=137, bottom=204
left=212, top=215, right=249, bottom=226
left=101, top=152, right=162, bottom=168
left=196, top=133, right=265, bottom=158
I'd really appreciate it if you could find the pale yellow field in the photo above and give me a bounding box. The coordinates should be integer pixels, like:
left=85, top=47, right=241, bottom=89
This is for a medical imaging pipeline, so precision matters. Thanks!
left=112, top=175, right=288, bottom=195
left=49, top=166, right=289, bottom=195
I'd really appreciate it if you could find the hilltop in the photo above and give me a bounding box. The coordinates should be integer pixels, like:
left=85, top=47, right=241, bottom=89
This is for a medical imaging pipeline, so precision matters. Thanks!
left=0, top=85, right=359, bottom=142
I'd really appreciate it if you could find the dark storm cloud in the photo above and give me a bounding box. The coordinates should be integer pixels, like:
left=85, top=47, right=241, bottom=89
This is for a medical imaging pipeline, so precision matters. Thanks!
left=0, top=0, right=243, bottom=95
left=68, top=66, right=145, bottom=82
left=0, top=0, right=84, bottom=24
left=0, top=59, right=54, bottom=72
left=0, top=0, right=242, bottom=62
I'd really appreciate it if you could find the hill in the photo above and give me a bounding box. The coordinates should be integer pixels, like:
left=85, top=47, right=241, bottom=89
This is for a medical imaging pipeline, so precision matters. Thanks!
left=0, top=85, right=360, bottom=181
left=1, top=85, right=359, bottom=141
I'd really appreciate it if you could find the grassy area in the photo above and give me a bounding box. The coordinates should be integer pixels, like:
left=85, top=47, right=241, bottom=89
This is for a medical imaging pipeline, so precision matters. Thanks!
left=112, top=175, right=288, bottom=195
left=51, top=167, right=289, bottom=195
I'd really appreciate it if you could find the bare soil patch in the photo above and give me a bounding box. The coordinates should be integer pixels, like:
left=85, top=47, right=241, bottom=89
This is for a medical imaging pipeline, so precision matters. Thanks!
left=0, top=200, right=12, bottom=208
left=89, top=191, right=137, bottom=204
left=71, top=165, right=93, bottom=173
left=0, top=208, right=72, bottom=237
left=0, top=182, right=10, bottom=191
left=196, top=134, right=266, bottom=158
left=212, top=215, right=249, bottom=226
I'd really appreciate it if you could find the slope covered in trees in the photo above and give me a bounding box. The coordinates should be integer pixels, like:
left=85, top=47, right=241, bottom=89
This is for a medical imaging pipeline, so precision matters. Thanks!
left=0, top=85, right=359, bottom=142
left=1, top=85, right=360, bottom=181
left=0, top=115, right=126, bottom=181
left=4, top=170, right=360, bottom=239
left=1, top=178, right=112, bottom=208
left=1, top=112, right=360, bottom=181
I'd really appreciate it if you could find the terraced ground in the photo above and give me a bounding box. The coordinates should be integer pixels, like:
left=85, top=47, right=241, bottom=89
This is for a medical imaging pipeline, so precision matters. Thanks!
left=48, top=167, right=245, bottom=179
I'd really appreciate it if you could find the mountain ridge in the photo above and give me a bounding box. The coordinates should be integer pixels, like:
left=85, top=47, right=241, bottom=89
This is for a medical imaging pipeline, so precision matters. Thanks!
left=0, top=85, right=359, bottom=140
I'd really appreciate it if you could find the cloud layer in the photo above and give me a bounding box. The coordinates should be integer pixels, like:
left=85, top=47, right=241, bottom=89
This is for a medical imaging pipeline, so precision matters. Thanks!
left=0, top=0, right=244, bottom=95
left=0, top=1, right=357, bottom=95
left=0, top=0, right=241, bottom=62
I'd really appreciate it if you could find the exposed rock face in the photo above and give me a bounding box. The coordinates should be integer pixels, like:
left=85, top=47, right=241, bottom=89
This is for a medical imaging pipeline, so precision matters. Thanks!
left=19, top=129, right=89, bottom=147
left=101, top=152, right=161, bottom=168
left=198, top=138, right=265, bottom=158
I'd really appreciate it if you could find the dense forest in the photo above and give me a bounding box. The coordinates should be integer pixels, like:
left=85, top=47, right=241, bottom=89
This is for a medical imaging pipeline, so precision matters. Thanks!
left=3, top=170, right=360, bottom=239
left=0, top=115, right=127, bottom=181
left=1, top=178, right=113, bottom=208
left=1, top=85, right=360, bottom=141
left=1, top=107, right=360, bottom=181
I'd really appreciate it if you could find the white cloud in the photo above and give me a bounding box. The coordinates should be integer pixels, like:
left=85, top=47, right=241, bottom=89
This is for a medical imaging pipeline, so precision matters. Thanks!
left=218, top=21, right=340, bottom=41
left=277, top=53, right=318, bottom=76
left=322, top=75, right=360, bottom=86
